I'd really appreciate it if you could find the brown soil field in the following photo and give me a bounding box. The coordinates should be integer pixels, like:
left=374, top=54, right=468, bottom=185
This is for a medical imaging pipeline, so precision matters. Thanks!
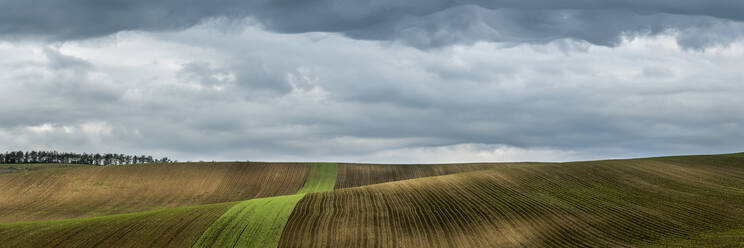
left=280, top=154, right=744, bottom=247
left=0, top=164, right=94, bottom=174
left=335, top=162, right=544, bottom=189
left=0, top=162, right=309, bottom=223
left=0, top=202, right=236, bottom=248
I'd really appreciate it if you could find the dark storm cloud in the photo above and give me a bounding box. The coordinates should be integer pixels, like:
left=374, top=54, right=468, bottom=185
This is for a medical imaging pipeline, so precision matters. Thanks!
left=2, top=0, right=744, bottom=48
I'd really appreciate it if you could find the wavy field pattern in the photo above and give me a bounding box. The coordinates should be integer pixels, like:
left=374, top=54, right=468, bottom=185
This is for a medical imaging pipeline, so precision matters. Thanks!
left=192, top=194, right=305, bottom=248
left=1, top=155, right=743, bottom=247
left=0, top=202, right=235, bottom=248
left=280, top=154, right=744, bottom=247
left=194, top=162, right=339, bottom=248
left=0, top=162, right=309, bottom=222
left=335, top=162, right=542, bottom=189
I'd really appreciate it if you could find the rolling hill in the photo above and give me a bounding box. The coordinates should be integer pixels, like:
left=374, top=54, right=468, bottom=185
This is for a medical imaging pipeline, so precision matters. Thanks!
left=1, top=153, right=743, bottom=247
left=0, top=162, right=309, bottom=222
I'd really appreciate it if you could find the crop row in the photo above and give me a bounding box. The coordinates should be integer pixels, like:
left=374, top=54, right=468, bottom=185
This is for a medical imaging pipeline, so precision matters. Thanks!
left=334, top=162, right=544, bottom=189
left=193, top=162, right=339, bottom=247
left=0, top=162, right=310, bottom=223
left=192, top=194, right=306, bottom=248
left=0, top=202, right=236, bottom=248
left=279, top=154, right=744, bottom=247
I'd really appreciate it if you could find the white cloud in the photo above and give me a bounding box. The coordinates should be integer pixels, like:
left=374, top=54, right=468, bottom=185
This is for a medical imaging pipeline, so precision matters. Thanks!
left=26, top=123, right=55, bottom=134
left=355, top=143, right=581, bottom=163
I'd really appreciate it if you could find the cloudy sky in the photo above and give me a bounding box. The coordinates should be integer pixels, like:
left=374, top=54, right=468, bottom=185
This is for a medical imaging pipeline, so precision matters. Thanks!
left=1, top=1, right=743, bottom=163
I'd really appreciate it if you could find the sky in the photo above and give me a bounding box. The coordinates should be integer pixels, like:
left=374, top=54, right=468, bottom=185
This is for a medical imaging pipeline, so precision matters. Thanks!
left=1, top=1, right=743, bottom=163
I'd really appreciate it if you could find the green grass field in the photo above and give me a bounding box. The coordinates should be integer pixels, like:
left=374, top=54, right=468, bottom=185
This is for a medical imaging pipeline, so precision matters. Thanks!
left=193, top=163, right=339, bottom=247
left=1, top=154, right=744, bottom=247
left=192, top=194, right=306, bottom=248
left=297, top=162, right=338, bottom=193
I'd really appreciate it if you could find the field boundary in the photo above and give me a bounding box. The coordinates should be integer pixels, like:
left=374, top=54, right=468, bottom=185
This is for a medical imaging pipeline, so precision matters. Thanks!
left=193, top=162, right=338, bottom=248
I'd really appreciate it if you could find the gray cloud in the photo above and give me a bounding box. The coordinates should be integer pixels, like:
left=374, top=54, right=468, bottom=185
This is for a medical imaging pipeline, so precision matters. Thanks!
left=1, top=24, right=743, bottom=162
left=2, top=1, right=744, bottom=48
left=43, top=48, right=91, bottom=70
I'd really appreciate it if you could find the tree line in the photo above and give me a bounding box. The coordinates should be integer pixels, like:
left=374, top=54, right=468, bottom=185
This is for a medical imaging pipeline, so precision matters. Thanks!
left=0, top=151, right=172, bottom=165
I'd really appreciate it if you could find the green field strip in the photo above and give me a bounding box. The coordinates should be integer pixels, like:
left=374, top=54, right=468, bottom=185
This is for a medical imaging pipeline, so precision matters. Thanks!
left=297, top=162, right=338, bottom=194
left=193, top=163, right=338, bottom=248
left=192, top=194, right=306, bottom=248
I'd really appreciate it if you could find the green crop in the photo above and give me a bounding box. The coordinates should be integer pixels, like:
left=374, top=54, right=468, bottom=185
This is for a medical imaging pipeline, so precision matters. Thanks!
left=194, top=162, right=339, bottom=247
left=297, top=162, right=338, bottom=193
left=193, top=194, right=306, bottom=248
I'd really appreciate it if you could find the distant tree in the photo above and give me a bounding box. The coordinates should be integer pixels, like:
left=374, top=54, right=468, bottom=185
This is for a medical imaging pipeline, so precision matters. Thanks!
left=0, top=150, right=173, bottom=166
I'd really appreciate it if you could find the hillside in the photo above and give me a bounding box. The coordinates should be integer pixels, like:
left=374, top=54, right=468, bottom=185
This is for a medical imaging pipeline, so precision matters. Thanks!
left=1, top=153, right=743, bottom=247
left=0, top=202, right=235, bottom=248
left=0, top=164, right=94, bottom=175
left=0, top=162, right=309, bottom=222
left=281, top=154, right=744, bottom=247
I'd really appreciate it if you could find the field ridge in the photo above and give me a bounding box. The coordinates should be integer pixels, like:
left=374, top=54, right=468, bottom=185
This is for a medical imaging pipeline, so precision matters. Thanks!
left=193, top=163, right=339, bottom=248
